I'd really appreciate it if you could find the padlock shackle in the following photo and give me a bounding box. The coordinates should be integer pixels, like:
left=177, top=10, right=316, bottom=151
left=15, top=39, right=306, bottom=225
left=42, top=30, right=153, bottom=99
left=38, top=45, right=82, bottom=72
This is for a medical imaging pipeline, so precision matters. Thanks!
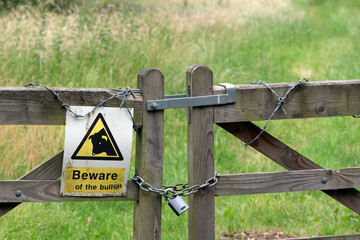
left=164, top=188, right=176, bottom=200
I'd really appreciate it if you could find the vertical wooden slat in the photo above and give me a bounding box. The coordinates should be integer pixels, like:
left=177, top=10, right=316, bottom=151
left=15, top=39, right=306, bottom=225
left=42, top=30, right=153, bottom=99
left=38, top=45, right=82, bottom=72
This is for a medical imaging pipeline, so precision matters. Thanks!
left=133, top=69, right=164, bottom=240
left=187, top=64, right=215, bottom=240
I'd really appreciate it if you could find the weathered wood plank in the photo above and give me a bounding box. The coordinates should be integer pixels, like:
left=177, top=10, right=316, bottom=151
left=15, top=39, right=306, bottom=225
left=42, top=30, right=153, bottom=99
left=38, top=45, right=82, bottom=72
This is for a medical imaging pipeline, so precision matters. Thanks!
left=187, top=65, right=215, bottom=240
left=217, top=122, right=320, bottom=171
left=214, top=80, right=360, bottom=123
left=217, top=122, right=360, bottom=214
left=133, top=69, right=164, bottom=240
left=0, top=87, right=142, bottom=125
left=0, top=151, right=63, bottom=217
left=287, top=234, right=360, bottom=240
left=20, top=151, right=64, bottom=181
left=215, top=168, right=360, bottom=196
left=0, top=180, right=137, bottom=202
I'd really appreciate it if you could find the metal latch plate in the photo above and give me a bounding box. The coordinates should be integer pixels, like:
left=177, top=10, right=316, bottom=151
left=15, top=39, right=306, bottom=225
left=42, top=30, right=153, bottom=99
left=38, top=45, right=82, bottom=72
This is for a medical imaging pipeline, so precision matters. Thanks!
left=147, top=83, right=235, bottom=111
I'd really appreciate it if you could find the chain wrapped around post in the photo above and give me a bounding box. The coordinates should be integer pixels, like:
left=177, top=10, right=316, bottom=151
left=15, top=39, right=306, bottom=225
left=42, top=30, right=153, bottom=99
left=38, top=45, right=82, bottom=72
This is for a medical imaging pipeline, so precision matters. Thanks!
left=130, top=172, right=219, bottom=199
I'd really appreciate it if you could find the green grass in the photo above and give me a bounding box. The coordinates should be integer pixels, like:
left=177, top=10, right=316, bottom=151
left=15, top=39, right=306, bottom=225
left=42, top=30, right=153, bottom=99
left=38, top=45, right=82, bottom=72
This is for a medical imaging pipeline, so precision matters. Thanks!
left=1, top=0, right=360, bottom=239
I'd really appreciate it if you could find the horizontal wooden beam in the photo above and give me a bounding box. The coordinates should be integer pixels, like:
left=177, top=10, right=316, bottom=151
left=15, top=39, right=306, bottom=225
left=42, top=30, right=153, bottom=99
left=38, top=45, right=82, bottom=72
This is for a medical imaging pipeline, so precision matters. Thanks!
left=0, top=87, right=143, bottom=125
left=0, top=180, right=138, bottom=202
left=3, top=80, right=360, bottom=124
left=215, top=167, right=360, bottom=196
left=288, top=234, right=360, bottom=240
left=214, top=80, right=360, bottom=123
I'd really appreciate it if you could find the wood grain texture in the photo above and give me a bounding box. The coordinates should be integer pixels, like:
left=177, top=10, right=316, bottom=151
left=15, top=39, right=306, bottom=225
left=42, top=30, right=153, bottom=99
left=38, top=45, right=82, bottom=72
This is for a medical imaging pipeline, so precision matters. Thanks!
left=215, top=168, right=360, bottom=196
left=133, top=69, right=164, bottom=240
left=217, top=122, right=360, bottom=214
left=187, top=64, right=215, bottom=240
left=287, top=234, right=360, bottom=240
left=213, top=80, right=360, bottom=123
left=20, top=151, right=64, bottom=180
left=218, top=122, right=320, bottom=171
left=0, top=151, right=63, bottom=217
left=0, top=180, right=137, bottom=202
left=0, top=87, right=142, bottom=125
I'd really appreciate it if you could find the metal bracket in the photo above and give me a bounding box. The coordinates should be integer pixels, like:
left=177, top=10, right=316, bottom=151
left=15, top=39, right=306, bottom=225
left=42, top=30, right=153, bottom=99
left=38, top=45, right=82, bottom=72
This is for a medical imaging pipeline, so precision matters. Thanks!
left=147, top=83, right=235, bottom=111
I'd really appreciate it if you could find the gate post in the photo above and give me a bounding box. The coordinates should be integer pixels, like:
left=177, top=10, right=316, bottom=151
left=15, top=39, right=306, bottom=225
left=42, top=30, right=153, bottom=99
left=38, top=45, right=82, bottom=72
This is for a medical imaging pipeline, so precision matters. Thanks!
left=187, top=65, right=215, bottom=239
left=133, top=68, right=164, bottom=240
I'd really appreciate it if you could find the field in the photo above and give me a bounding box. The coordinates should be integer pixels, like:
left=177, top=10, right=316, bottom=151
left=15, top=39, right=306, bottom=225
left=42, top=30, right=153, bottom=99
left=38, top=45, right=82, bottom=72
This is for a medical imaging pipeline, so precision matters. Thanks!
left=1, top=0, right=360, bottom=239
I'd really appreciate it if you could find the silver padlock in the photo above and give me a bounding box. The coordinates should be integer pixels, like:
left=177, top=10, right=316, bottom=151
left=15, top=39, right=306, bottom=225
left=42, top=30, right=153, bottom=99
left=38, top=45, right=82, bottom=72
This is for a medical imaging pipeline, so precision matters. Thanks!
left=168, top=195, right=189, bottom=216
left=164, top=189, right=189, bottom=216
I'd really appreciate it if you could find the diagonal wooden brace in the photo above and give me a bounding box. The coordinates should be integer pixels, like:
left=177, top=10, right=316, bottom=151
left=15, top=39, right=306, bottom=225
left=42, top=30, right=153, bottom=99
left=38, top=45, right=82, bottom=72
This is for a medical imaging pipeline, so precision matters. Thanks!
left=217, top=121, right=360, bottom=215
left=0, top=151, right=63, bottom=217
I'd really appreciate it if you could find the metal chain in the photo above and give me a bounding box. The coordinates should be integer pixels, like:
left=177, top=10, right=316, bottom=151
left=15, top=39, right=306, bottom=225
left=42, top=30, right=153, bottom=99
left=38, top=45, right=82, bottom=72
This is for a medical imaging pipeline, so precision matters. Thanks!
left=24, top=82, right=141, bottom=131
left=130, top=172, right=219, bottom=200
left=242, top=77, right=309, bottom=148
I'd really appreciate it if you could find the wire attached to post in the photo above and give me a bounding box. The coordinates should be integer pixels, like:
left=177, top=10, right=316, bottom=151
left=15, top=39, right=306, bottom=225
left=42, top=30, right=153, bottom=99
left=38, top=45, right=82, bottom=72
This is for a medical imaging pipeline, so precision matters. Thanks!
left=25, top=83, right=141, bottom=131
left=241, top=77, right=309, bottom=148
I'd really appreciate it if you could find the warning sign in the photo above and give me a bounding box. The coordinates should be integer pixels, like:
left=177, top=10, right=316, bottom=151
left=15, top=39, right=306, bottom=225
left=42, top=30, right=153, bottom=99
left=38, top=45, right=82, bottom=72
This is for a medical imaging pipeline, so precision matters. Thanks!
left=64, top=167, right=125, bottom=194
left=71, top=113, right=124, bottom=160
left=60, top=106, right=133, bottom=197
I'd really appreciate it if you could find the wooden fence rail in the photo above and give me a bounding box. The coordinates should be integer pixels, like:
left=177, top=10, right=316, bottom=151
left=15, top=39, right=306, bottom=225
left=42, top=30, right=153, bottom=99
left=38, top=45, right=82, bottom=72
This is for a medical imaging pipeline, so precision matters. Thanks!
left=0, top=180, right=138, bottom=202
left=1, top=65, right=360, bottom=239
left=0, top=87, right=143, bottom=125
left=214, top=79, right=360, bottom=123
left=215, top=167, right=360, bottom=196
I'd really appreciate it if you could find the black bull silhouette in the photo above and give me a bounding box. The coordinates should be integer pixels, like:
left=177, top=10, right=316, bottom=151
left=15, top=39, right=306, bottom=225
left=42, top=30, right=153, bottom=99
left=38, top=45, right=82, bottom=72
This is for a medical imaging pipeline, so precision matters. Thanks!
left=89, top=128, right=116, bottom=156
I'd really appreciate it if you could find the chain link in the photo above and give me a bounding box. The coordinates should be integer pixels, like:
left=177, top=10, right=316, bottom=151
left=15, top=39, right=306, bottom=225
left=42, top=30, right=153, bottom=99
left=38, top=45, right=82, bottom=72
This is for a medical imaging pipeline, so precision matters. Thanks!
left=164, top=183, right=189, bottom=192
left=24, top=82, right=141, bottom=131
left=131, top=173, right=219, bottom=199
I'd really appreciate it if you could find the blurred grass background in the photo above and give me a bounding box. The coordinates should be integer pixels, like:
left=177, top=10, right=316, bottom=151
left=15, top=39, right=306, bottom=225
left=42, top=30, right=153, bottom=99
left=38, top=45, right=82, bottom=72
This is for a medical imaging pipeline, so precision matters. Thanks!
left=1, top=0, right=360, bottom=239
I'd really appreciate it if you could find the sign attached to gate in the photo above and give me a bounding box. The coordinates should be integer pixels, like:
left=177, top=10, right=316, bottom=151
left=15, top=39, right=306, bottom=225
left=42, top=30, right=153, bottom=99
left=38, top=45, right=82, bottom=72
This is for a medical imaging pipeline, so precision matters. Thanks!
left=60, top=106, right=133, bottom=197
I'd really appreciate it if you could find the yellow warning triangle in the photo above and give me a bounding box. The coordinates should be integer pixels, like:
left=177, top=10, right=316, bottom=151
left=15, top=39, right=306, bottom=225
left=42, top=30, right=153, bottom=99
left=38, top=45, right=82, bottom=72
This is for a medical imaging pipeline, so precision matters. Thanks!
left=71, top=113, right=123, bottom=161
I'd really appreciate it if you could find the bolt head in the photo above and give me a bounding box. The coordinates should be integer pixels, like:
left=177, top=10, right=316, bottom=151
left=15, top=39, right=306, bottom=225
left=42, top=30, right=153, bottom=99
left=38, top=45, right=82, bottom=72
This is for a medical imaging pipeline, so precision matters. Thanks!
left=321, top=177, right=328, bottom=184
left=15, top=190, right=22, bottom=197
left=151, top=103, right=158, bottom=110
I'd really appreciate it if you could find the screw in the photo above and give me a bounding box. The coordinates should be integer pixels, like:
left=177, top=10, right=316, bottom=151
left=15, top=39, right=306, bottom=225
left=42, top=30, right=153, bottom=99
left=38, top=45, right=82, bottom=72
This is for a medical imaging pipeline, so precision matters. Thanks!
left=321, top=177, right=328, bottom=184
left=15, top=190, right=22, bottom=197
left=150, top=103, right=158, bottom=110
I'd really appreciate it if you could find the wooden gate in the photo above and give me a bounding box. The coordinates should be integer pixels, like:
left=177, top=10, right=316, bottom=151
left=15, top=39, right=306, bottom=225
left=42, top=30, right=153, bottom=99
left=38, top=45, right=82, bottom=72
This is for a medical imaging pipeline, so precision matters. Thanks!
left=184, top=64, right=360, bottom=240
left=0, top=68, right=165, bottom=239
left=1, top=65, right=360, bottom=239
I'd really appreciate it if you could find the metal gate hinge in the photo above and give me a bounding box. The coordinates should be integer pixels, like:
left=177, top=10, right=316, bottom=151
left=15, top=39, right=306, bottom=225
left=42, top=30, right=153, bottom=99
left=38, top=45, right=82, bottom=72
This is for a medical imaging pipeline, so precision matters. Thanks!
left=147, top=83, right=235, bottom=111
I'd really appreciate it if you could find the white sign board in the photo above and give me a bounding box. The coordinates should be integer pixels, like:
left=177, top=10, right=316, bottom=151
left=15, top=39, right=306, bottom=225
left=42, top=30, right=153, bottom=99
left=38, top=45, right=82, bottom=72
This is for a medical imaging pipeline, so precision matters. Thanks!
left=60, top=106, right=133, bottom=197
